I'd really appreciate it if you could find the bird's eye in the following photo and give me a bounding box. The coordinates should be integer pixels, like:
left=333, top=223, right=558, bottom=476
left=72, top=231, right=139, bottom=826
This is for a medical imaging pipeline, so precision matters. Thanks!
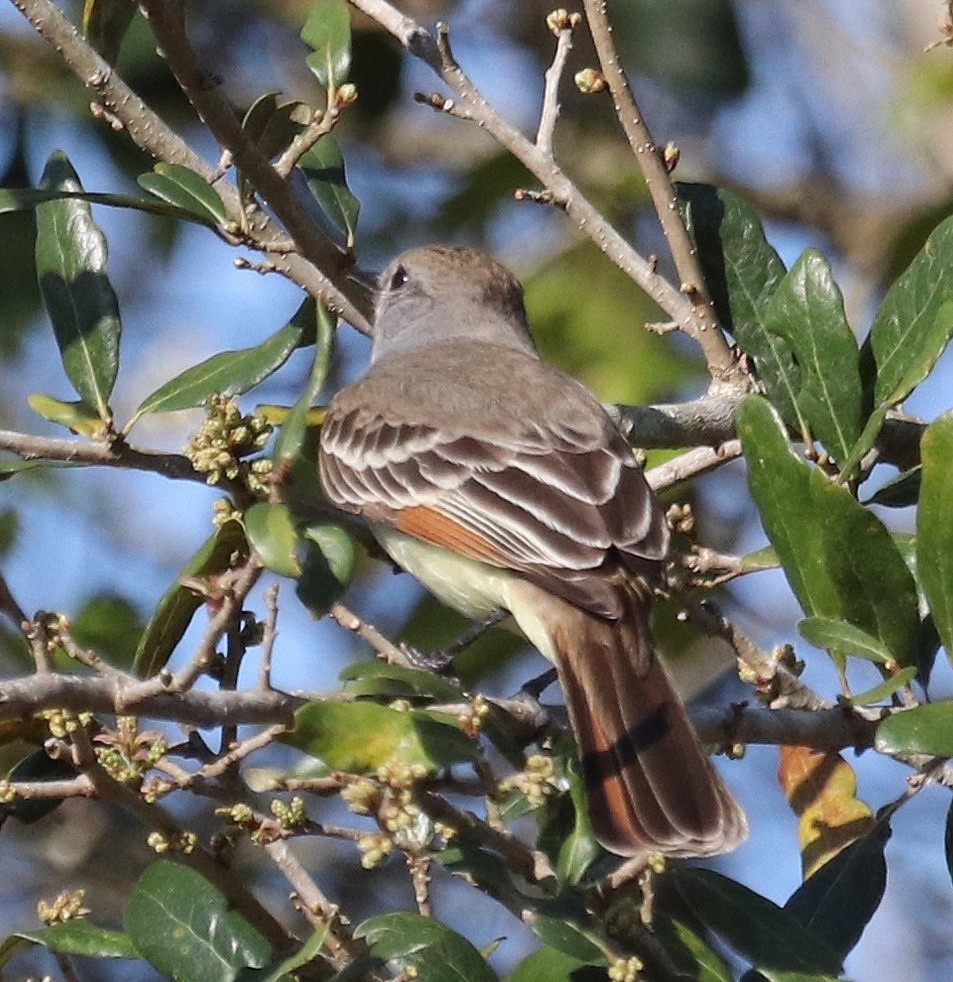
left=388, top=264, right=409, bottom=290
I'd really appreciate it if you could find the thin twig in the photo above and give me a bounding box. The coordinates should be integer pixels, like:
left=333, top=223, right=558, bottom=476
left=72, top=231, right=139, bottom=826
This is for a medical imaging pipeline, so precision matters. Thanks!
left=536, top=15, right=577, bottom=156
left=348, top=1, right=727, bottom=347
left=581, top=0, right=740, bottom=386
left=328, top=601, right=414, bottom=666
left=645, top=441, right=742, bottom=491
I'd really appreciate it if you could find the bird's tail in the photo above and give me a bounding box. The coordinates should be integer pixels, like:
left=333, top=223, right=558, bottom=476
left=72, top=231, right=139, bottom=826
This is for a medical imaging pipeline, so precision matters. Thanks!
left=549, top=584, right=747, bottom=858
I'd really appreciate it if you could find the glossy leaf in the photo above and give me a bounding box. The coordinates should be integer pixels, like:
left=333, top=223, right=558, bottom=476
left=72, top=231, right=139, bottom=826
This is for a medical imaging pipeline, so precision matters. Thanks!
left=83, top=0, right=136, bottom=64
left=918, top=413, right=953, bottom=664
left=14, top=921, right=138, bottom=959
left=298, top=135, right=360, bottom=243
left=864, top=213, right=953, bottom=407
left=762, top=249, right=861, bottom=462
left=133, top=520, right=249, bottom=677
left=784, top=822, right=889, bottom=960
left=505, top=947, right=605, bottom=982
left=740, top=396, right=919, bottom=665
left=669, top=868, right=842, bottom=974
left=245, top=502, right=302, bottom=577
left=777, top=745, right=874, bottom=878
left=798, top=617, right=892, bottom=664
left=661, top=921, right=733, bottom=982
left=875, top=701, right=953, bottom=756
left=679, top=184, right=795, bottom=420
left=285, top=700, right=477, bottom=772
left=138, top=163, right=228, bottom=226
left=301, top=0, right=352, bottom=90
left=125, top=861, right=270, bottom=981
left=36, top=151, right=121, bottom=419
left=133, top=303, right=311, bottom=420
left=355, top=912, right=495, bottom=982
left=27, top=392, right=103, bottom=436
left=274, top=301, right=333, bottom=463
left=555, top=761, right=600, bottom=886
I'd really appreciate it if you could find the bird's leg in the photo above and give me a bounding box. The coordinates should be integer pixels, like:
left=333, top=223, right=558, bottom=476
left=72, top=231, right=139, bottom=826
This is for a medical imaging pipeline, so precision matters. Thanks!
left=400, top=608, right=508, bottom=673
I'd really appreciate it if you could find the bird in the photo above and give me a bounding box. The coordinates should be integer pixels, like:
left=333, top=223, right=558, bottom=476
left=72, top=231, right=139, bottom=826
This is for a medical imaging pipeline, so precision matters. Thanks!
left=318, top=244, right=747, bottom=858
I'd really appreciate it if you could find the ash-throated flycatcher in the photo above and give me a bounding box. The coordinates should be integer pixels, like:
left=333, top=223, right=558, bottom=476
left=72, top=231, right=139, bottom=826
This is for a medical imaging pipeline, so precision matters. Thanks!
left=319, top=245, right=746, bottom=857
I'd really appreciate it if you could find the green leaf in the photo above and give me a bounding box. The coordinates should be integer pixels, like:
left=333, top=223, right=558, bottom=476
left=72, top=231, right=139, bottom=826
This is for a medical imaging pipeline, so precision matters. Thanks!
left=298, top=135, right=360, bottom=244
left=669, top=868, right=842, bottom=974
left=875, top=701, right=953, bottom=756
left=798, top=617, right=892, bottom=664
left=274, top=302, right=334, bottom=463
left=284, top=700, right=477, bottom=772
left=83, top=0, right=136, bottom=64
left=245, top=502, right=302, bottom=577
left=864, top=213, right=953, bottom=407
left=27, top=392, right=103, bottom=435
left=846, top=666, right=917, bottom=706
left=678, top=184, right=795, bottom=419
left=133, top=520, right=249, bottom=677
left=259, top=924, right=330, bottom=982
left=0, top=186, right=222, bottom=226
left=133, top=303, right=311, bottom=421
left=354, top=912, right=495, bottom=982
left=338, top=660, right=463, bottom=700
left=36, top=151, right=122, bottom=419
left=73, top=591, right=144, bottom=669
left=555, top=761, right=600, bottom=886
left=863, top=466, right=921, bottom=508
left=740, top=396, right=919, bottom=665
left=125, top=861, right=271, bottom=981
left=301, top=0, right=352, bottom=90
left=945, top=798, right=953, bottom=891
left=762, top=249, right=861, bottom=461
left=505, top=947, right=605, bottom=982
left=15, top=921, right=138, bottom=959
left=784, top=823, right=889, bottom=961
left=662, top=921, right=733, bottom=982
left=138, top=163, right=228, bottom=226
left=242, top=93, right=312, bottom=159
left=918, top=413, right=953, bottom=664
left=296, top=522, right=356, bottom=615
left=527, top=914, right=606, bottom=964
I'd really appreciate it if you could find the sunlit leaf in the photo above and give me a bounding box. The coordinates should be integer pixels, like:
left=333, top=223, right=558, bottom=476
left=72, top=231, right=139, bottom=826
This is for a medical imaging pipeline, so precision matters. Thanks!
left=27, top=393, right=103, bottom=436
left=13, top=920, right=138, bottom=959
left=284, top=700, right=477, bottom=772
left=301, top=0, right=352, bottom=90
left=505, top=947, right=605, bottom=982
left=36, top=151, right=121, bottom=419
left=777, top=745, right=874, bottom=878
left=133, top=302, right=312, bottom=421
left=338, top=660, right=463, bottom=701
left=740, top=396, right=919, bottom=666
left=864, top=213, right=953, bottom=408
left=918, top=413, right=953, bottom=665
left=798, top=618, right=892, bottom=664
left=762, top=249, right=861, bottom=462
left=245, top=502, right=301, bottom=577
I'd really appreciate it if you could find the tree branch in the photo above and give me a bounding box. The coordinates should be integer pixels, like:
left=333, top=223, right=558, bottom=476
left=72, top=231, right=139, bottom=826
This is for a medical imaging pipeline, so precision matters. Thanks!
left=580, top=0, right=739, bottom=385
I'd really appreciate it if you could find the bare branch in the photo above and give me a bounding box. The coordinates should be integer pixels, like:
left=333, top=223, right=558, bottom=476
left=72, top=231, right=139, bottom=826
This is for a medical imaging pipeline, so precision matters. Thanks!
left=349, top=1, right=727, bottom=350
left=645, top=441, right=742, bottom=491
left=581, top=0, right=740, bottom=385
left=536, top=13, right=578, bottom=156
